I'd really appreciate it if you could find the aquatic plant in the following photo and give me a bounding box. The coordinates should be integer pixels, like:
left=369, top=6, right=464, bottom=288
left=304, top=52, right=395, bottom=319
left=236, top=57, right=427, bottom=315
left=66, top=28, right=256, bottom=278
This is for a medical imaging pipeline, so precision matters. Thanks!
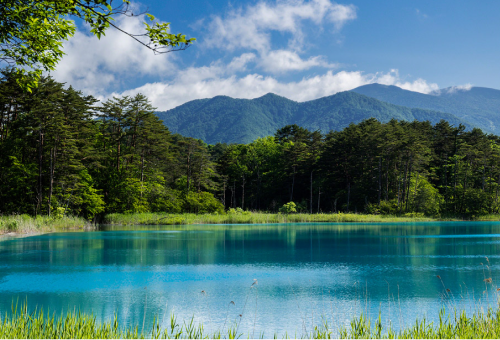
left=3, top=301, right=500, bottom=339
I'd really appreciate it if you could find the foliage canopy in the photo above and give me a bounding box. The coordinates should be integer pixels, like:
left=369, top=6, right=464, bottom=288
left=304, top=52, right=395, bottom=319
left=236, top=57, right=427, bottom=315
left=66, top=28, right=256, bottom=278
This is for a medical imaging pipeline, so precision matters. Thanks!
left=0, top=0, right=195, bottom=91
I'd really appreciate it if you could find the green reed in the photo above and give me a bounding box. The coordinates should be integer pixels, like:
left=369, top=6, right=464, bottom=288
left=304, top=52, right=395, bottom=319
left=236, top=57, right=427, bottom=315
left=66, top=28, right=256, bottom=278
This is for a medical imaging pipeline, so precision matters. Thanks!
left=104, top=212, right=438, bottom=226
left=2, top=302, right=500, bottom=339
left=0, top=214, right=92, bottom=235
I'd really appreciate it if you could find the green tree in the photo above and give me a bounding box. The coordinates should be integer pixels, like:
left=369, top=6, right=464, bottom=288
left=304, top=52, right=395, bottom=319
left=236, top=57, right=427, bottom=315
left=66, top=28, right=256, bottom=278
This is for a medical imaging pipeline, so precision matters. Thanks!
left=0, top=75, right=102, bottom=216
left=1, top=0, right=195, bottom=91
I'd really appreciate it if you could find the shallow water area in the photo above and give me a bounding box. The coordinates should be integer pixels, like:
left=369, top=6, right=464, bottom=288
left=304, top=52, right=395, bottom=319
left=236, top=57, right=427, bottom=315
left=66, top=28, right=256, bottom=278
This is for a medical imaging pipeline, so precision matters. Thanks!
left=0, top=221, right=500, bottom=336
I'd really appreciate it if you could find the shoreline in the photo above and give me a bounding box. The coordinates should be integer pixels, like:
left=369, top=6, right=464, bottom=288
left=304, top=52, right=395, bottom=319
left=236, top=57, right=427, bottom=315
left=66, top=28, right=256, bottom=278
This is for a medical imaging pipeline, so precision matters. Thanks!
left=2, top=212, right=500, bottom=239
left=0, top=215, right=95, bottom=240
left=104, top=212, right=467, bottom=226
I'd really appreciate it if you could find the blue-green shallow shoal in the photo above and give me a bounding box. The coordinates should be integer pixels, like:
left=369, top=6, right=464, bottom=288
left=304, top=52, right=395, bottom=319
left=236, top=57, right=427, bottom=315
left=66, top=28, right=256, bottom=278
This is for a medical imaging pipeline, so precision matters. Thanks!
left=0, top=222, right=499, bottom=336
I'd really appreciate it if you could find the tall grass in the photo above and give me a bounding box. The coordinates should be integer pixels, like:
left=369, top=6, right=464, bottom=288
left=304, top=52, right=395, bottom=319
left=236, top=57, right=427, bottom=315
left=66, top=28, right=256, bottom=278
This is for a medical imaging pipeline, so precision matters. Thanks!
left=0, top=214, right=92, bottom=235
left=2, top=302, right=500, bottom=339
left=104, top=212, right=438, bottom=226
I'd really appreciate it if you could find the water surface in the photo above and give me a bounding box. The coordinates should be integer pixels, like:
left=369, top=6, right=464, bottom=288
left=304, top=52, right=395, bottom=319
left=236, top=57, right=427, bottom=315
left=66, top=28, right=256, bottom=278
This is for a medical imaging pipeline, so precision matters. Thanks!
left=1, top=222, right=499, bottom=336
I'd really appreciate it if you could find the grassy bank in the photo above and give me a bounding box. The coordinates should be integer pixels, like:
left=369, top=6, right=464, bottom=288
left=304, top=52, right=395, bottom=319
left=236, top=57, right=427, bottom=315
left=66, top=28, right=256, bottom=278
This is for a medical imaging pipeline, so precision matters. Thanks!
left=104, top=211, right=452, bottom=226
left=2, top=304, right=500, bottom=339
left=0, top=215, right=93, bottom=236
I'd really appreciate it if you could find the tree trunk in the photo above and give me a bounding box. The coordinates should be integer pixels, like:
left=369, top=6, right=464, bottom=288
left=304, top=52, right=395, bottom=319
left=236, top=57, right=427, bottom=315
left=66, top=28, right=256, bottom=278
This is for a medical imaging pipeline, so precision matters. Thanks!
left=346, top=182, right=351, bottom=212
left=140, top=153, right=145, bottom=198
left=232, top=180, right=236, bottom=208
left=405, top=157, right=412, bottom=211
left=140, top=154, right=145, bottom=183
left=402, top=158, right=408, bottom=207
left=454, top=157, right=459, bottom=213
left=223, top=179, right=226, bottom=207
left=310, top=170, right=313, bottom=214
left=186, top=152, right=191, bottom=193
left=37, top=126, right=44, bottom=216
left=317, top=186, right=322, bottom=213
left=413, top=172, right=419, bottom=211
left=116, top=134, right=121, bottom=172
left=482, top=162, right=486, bottom=191
left=47, top=147, right=56, bottom=216
left=460, top=162, right=469, bottom=213
left=496, top=173, right=500, bottom=213
left=241, top=174, right=245, bottom=210
left=257, top=171, right=262, bottom=210
left=385, top=160, right=389, bottom=201
left=378, top=157, right=382, bottom=205
left=443, top=156, right=448, bottom=204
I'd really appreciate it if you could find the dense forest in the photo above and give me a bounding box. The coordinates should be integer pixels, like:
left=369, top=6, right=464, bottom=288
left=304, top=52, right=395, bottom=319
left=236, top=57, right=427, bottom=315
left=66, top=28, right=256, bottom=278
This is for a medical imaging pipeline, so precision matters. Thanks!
left=1, top=73, right=500, bottom=219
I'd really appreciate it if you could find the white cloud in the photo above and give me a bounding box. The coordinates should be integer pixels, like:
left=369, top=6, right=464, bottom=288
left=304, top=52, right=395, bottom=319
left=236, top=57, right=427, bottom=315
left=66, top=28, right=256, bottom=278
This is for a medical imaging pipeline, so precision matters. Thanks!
left=415, top=9, right=429, bottom=19
left=52, top=13, right=177, bottom=94
left=203, top=0, right=356, bottom=55
left=226, top=53, right=257, bottom=72
left=50, top=0, right=441, bottom=115
left=114, top=65, right=439, bottom=111
left=259, top=50, right=338, bottom=73
left=375, top=69, right=439, bottom=93
left=443, top=83, right=473, bottom=94
left=329, top=3, right=358, bottom=28
left=201, top=0, right=355, bottom=73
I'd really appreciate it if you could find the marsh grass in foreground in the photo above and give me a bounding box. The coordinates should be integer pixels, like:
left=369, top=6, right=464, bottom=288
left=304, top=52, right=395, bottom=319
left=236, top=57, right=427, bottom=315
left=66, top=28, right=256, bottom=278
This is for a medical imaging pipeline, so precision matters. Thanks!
left=0, top=215, right=92, bottom=235
left=3, top=303, right=500, bottom=339
left=104, top=212, right=439, bottom=226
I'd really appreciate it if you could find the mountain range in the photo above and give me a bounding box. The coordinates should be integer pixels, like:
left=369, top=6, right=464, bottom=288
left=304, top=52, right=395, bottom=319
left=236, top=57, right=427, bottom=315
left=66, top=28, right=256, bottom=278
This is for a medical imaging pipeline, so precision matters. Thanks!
left=155, top=84, right=500, bottom=144
left=352, top=84, right=500, bottom=133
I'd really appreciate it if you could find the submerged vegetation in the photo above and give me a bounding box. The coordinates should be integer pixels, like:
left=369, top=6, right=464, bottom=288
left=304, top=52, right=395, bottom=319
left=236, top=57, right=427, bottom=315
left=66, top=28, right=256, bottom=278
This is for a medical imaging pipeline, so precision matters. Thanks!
left=2, top=303, right=500, bottom=339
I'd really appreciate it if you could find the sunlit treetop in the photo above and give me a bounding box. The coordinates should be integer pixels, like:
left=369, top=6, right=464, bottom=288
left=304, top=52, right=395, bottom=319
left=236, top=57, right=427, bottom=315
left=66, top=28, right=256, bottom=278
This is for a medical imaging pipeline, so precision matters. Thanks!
left=0, top=0, right=195, bottom=92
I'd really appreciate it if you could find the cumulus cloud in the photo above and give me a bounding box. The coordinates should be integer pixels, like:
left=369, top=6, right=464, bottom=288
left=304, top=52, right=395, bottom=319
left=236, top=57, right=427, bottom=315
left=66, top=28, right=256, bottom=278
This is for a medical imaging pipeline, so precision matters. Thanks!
left=114, top=65, right=439, bottom=111
left=51, top=0, right=441, bottom=114
left=443, top=83, right=473, bottom=94
left=226, top=53, right=257, bottom=72
left=205, top=0, right=356, bottom=52
left=375, top=69, right=439, bottom=93
left=51, top=13, right=177, bottom=94
left=258, top=50, right=338, bottom=73
left=202, top=0, right=356, bottom=73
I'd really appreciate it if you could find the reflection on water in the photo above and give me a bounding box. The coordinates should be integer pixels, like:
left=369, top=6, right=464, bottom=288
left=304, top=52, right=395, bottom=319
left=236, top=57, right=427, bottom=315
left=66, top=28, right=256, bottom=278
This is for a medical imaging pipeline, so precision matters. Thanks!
left=1, top=222, right=500, bottom=335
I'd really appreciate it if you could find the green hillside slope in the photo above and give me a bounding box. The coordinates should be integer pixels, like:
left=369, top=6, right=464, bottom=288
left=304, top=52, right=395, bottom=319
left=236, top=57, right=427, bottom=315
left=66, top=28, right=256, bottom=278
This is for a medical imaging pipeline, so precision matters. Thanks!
left=156, top=91, right=472, bottom=144
left=352, top=84, right=500, bottom=133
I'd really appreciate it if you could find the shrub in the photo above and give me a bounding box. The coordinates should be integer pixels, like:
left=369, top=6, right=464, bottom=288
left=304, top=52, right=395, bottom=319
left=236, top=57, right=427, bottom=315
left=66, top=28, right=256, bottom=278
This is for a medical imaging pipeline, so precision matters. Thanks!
left=279, top=202, right=297, bottom=214
left=6, top=220, right=18, bottom=232
left=184, top=191, right=225, bottom=214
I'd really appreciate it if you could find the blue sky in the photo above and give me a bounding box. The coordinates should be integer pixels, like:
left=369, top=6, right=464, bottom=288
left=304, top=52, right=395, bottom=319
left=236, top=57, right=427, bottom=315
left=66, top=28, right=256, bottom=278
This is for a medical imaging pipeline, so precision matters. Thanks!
left=52, top=0, right=500, bottom=110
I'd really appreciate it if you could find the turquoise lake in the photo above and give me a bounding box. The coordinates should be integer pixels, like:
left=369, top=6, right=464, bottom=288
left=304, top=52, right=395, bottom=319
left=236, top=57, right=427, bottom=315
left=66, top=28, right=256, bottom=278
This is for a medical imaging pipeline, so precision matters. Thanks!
left=1, top=222, right=500, bottom=336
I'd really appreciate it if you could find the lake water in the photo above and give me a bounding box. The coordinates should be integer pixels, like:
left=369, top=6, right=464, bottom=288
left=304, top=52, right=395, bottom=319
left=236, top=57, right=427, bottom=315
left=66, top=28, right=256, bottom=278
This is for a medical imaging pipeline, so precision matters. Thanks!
left=1, top=222, right=500, bottom=336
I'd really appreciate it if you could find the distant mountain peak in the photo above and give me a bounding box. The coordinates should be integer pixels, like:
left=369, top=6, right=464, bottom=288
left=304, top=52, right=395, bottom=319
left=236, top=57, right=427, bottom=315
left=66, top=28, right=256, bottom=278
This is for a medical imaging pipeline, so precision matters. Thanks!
left=255, top=92, right=292, bottom=101
left=155, top=90, right=473, bottom=144
left=354, top=83, right=409, bottom=91
left=352, top=83, right=500, bottom=133
left=209, top=95, right=233, bottom=100
left=430, top=85, right=474, bottom=96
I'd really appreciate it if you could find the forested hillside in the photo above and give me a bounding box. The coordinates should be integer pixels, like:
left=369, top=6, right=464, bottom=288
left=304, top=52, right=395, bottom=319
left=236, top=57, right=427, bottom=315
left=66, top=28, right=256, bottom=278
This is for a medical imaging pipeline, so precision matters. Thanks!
left=1, top=73, right=499, bottom=218
left=352, top=83, right=500, bottom=133
left=157, top=91, right=471, bottom=144
left=0, top=73, right=224, bottom=219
